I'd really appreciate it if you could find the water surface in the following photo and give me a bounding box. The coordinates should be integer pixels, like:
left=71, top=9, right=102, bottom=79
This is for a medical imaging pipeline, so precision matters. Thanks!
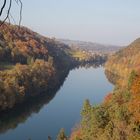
left=0, top=66, right=113, bottom=140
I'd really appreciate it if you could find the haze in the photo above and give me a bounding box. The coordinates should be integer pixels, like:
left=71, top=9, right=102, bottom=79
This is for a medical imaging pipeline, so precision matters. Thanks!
left=12, top=0, right=140, bottom=45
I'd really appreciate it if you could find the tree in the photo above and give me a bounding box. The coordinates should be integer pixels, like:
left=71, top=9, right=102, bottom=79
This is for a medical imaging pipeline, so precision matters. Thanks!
left=57, top=128, right=68, bottom=140
left=81, top=99, right=91, bottom=125
left=128, top=70, right=137, bottom=89
left=0, top=0, right=22, bottom=26
left=129, top=72, right=140, bottom=122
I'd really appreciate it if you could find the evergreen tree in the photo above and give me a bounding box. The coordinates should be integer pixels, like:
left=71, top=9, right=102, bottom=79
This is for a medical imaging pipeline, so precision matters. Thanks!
left=81, top=99, right=92, bottom=126
left=57, top=128, right=68, bottom=140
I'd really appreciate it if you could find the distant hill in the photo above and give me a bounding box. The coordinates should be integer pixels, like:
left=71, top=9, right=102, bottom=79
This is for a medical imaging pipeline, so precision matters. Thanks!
left=57, top=39, right=123, bottom=54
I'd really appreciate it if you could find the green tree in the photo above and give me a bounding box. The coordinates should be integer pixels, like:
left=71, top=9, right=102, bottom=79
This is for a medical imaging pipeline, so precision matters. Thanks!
left=81, top=99, right=91, bottom=117
left=81, top=99, right=92, bottom=126
left=128, top=70, right=137, bottom=89
left=57, top=128, right=68, bottom=140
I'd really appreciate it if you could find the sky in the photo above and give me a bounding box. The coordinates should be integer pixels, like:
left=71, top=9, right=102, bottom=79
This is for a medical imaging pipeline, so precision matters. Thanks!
left=9, top=0, right=140, bottom=45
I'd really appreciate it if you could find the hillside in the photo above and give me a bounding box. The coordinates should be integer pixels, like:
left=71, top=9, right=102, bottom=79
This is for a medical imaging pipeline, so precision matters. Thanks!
left=58, top=39, right=122, bottom=54
left=0, top=23, right=75, bottom=110
left=105, top=38, right=140, bottom=86
left=0, top=23, right=107, bottom=111
left=70, top=38, right=140, bottom=140
left=0, top=23, right=74, bottom=68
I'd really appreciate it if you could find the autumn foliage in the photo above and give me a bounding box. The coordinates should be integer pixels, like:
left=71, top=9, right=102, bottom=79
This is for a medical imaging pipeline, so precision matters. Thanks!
left=129, top=72, right=140, bottom=122
left=71, top=38, right=140, bottom=140
left=0, top=23, right=74, bottom=110
left=104, top=93, right=113, bottom=104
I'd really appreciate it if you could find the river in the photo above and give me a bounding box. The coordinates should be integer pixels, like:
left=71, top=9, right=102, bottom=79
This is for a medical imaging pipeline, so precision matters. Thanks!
left=0, top=66, right=113, bottom=140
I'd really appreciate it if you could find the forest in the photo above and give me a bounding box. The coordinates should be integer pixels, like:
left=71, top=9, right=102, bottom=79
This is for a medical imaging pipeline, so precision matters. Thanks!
left=0, top=22, right=140, bottom=140
left=0, top=23, right=73, bottom=110
left=0, top=23, right=106, bottom=111
left=70, top=38, right=140, bottom=140
left=0, top=1, right=140, bottom=140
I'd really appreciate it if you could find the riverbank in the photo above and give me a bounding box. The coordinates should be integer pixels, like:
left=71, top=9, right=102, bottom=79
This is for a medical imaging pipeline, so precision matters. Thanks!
left=0, top=66, right=113, bottom=140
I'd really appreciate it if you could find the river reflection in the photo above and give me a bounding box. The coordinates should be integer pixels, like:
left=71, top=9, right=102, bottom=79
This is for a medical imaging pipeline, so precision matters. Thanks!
left=0, top=65, right=113, bottom=140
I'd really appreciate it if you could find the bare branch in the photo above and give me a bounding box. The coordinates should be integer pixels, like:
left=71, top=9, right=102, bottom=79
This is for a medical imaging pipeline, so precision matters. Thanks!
left=8, top=14, right=10, bottom=24
left=14, top=0, right=19, bottom=5
left=9, top=12, right=16, bottom=24
left=18, top=0, right=22, bottom=26
left=0, top=0, right=12, bottom=27
left=0, top=0, right=7, bottom=16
